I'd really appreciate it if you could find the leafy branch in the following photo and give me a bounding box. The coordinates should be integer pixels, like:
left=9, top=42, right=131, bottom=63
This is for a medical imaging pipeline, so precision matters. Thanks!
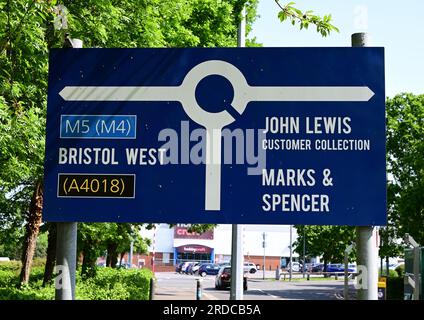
left=275, top=0, right=339, bottom=36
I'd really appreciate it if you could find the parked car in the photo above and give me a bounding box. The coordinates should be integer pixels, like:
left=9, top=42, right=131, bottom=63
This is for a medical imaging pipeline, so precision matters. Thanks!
left=325, top=264, right=344, bottom=274
left=243, top=262, right=257, bottom=274
left=215, top=266, right=248, bottom=290
left=198, top=263, right=221, bottom=277
left=180, top=262, right=192, bottom=274
left=286, top=262, right=302, bottom=272
left=311, top=263, right=324, bottom=273
left=175, top=262, right=184, bottom=273
left=218, top=262, right=231, bottom=267
left=190, top=262, right=202, bottom=275
left=186, top=262, right=200, bottom=275
left=345, top=264, right=357, bottom=273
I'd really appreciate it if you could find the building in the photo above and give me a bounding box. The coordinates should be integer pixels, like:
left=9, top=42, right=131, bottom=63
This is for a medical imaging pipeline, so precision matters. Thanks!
left=130, top=224, right=300, bottom=272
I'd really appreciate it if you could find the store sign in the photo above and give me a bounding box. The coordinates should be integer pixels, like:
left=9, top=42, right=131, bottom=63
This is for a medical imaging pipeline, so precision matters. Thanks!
left=174, top=226, right=214, bottom=240
left=44, top=48, right=386, bottom=226
left=176, top=245, right=212, bottom=254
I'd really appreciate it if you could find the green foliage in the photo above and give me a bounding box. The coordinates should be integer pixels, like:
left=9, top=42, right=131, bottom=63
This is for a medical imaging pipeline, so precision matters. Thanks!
left=379, top=269, right=399, bottom=278
left=0, top=260, right=153, bottom=300
left=0, top=0, right=259, bottom=273
left=0, top=260, right=21, bottom=272
left=386, top=94, right=424, bottom=246
left=76, top=267, right=153, bottom=300
left=294, top=225, right=356, bottom=263
left=395, top=264, right=405, bottom=277
left=0, top=269, right=16, bottom=287
left=275, top=1, right=339, bottom=36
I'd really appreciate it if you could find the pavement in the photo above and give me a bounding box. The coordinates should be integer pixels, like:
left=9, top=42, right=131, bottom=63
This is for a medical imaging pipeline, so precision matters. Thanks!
left=153, top=272, right=357, bottom=300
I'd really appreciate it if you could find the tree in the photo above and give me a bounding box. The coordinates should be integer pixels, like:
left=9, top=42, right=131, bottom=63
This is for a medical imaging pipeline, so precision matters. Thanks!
left=386, top=93, right=424, bottom=246
left=293, top=225, right=356, bottom=271
left=275, top=1, right=339, bottom=36
left=0, top=0, right=260, bottom=281
left=0, top=0, right=340, bottom=283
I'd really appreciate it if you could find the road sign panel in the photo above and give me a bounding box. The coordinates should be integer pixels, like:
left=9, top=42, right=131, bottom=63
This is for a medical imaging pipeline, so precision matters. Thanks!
left=44, top=48, right=386, bottom=225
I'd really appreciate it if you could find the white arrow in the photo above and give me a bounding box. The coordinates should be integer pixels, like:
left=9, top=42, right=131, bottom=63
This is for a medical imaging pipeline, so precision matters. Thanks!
left=59, top=85, right=374, bottom=102
left=58, top=60, right=375, bottom=211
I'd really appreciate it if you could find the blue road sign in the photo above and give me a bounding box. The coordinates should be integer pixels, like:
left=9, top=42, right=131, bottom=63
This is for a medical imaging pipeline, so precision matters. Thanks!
left=44, top=48, right=386, bottom=225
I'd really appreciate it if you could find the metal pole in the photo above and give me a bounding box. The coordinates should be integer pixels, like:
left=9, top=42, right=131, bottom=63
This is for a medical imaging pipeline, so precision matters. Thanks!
left=55, top=36, right=82, bottom=301
left=263, top=232, right=266, bottom=280
left=413, top=246, right=421, bottom=300
left=128, top=240, right=133, bottom=268
left=230, top=6, right=245, bottom=301
left=55, top=222, right=77, bottom=300
left=352, top=32, right=379, bottom=300
left=289, top=225, right=293, bottom=281
left=303, top=228, right=306, bottom=278
left=196, top=279, right=203, bottom=300
left=149, top=278, right=155, bottom=300
left=152, top=226, right=156, bottom=273
left=344, top=248, right=349, bottom=300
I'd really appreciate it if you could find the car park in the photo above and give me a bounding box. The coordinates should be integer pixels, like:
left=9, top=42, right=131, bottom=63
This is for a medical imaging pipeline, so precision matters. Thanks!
left=198, top=263, right=221, bottom=277
left=215, top=266, right=248, bottom=290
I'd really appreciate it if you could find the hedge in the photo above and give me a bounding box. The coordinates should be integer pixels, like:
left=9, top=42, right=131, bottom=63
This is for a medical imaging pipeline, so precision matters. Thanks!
left=0, top=261, right=154, bottom=300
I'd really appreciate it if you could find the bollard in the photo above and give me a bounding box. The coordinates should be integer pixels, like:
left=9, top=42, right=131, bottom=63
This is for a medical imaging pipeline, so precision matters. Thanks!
left=196, top=279, right=202, bottom=300
left=149, top=278, right=155, bottom=300
left=335, top=273, right=338, bottom=280
left=275, top=267, right=280, bottom=280
left=307, top=273, right=310, bottom=281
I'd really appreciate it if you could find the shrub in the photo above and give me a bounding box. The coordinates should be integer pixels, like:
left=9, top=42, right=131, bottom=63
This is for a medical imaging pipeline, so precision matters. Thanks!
left=379, top=269, right=399, bottom=278
left=0, top=265, right=153, bottom=300
left=0, top=260, right=21, bottom=272
left=0, top=286, right=54, bottom=300
left=395, top=264, right=405, bottom=277
left=76, top=267, right=153, bottom=300
left=0, top=270, right=17, bottom=287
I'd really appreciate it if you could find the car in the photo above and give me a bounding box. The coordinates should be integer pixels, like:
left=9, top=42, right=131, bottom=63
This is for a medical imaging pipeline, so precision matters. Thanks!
left=215, top=266, right=248, bottom=290
left=243, top=262, right=257, bottom=274
left=189, top=262, right=202, bottom=275
left=346, top=264, right=357, bottom=273
left=180, top=262, right=192, bottom=274
left=175, top=262, right=184, bottom=273
left=198, top=263, right=221, bottom=277
left=186, top=262, right=200, bottom=275
left=287, top=262, right=302, bottom=272
left=218, top=262, right=231, bottom=267
left=311, top=263, right=324, bottom=273
left=325, top=264, right=344, bottom=274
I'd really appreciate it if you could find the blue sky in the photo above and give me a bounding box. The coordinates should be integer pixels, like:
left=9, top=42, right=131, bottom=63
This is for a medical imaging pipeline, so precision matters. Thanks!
left=250, top=0, right=424, bottom=97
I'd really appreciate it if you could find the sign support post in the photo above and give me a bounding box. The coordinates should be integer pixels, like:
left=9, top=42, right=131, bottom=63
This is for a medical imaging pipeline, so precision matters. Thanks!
left=263, top=232, right=266, bottom=280
left=54, top=35, right=82, bottom=301
left=230, top=6, right=245, bottom=301
left=289, top=225, right=293, bottom=281
left=352, top=32, right=379, bottom=300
